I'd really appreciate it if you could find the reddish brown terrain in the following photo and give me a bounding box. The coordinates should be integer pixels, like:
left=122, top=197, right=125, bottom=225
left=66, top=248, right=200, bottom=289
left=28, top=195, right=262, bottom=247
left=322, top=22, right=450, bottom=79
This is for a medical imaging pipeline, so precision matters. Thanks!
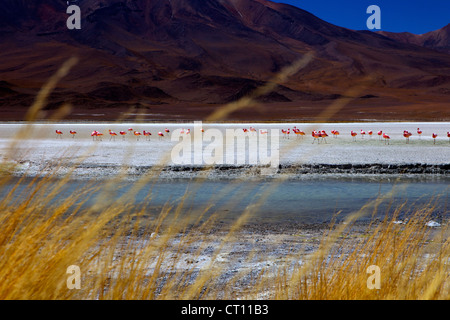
left=378, top=24, right=450, bottom=54
left=0, top=0, right=449, bottom=121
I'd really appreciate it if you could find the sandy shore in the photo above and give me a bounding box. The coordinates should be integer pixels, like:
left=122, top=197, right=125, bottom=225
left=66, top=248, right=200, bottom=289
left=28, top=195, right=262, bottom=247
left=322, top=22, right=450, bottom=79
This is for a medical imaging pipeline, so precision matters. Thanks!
left=0, top=122, right=448, bottom=180
left=105, top=217, right=448, bottom=299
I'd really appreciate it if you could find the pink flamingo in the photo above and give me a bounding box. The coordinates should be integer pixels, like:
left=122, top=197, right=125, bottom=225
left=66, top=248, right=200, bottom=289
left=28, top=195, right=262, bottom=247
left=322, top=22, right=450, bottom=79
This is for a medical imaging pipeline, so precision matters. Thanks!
left=119, top=131, right=126, bottom=140
left=158, top=132, right=164, bottom=140
left=294, top=129, right=305, bottom=139
left=320, top=130, right=328, bottom=143
left=260, top=129, right=268, bottom=135
left=91, top=131, right=103, bottom=141
left=360, top=130, right=366, bottom=139
left=351, top=131, right=357, bottom=141
left=69, top=130, right=77, bottom=138
left=55, top=130, right=63, bottom=139
left=377, top=130, right=383, bottom=140
left=417, top=128, right=422, bottom=139
left=403, top=130, right=412, bottom=144
left=383, top=133, right=390, bottom=145
left=143, top=130, right=152, bottom=141
left=432, top=133, right=438, bottom=144
left=312, top=130, right=321, bottom=144
left=109, top=130, right=117, bottom=141
left=165, top=128, right=170, bottom=136
left=331, top=130, right=339, bottom=138
left=447, top=132, right=450, bottom=143
left=281, top=129, right=287, bottom=139
left=134, top=131, right=141, bottom=141
left=368, top=130, right=373, bottom=138
left=128, top=128, right=134, bottom=135
left=298, top=129, right=306, bottom=138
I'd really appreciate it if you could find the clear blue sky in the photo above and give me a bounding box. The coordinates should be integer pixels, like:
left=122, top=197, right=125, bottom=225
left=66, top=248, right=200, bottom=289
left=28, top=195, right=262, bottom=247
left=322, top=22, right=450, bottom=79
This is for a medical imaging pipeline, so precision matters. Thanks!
left=272, top=0, right=450, bottom=34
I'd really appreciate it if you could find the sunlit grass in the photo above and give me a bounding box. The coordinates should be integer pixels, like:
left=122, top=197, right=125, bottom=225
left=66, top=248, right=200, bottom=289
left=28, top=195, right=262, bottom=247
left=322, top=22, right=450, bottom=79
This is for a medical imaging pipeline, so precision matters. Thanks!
left=0, top=169, right=448, bottom=299
left=0, top=57, right=448, bottom=300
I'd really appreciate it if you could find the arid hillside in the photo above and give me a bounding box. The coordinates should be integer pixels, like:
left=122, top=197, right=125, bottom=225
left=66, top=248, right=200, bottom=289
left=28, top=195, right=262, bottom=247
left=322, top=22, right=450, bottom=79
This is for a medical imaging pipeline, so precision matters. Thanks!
left=0, top=0, right=449, bottom=121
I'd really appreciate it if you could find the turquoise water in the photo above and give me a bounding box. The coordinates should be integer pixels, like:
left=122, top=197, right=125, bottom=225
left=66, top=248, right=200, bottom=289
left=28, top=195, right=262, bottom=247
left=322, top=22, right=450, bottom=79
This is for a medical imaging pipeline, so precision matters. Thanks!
left=3, top=176, right=447, bottom=225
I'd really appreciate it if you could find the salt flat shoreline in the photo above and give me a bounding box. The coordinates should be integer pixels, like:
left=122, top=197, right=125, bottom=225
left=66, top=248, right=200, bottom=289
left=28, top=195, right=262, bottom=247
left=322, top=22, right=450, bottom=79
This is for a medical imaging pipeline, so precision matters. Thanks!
left=1, top=122, right=448, bottom=180
left=10, top=162, right=450, bottom=181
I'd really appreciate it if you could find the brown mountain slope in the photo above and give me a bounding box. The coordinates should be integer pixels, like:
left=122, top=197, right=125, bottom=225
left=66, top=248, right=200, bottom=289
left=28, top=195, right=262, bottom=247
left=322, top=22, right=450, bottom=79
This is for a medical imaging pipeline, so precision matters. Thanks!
left=0, top=0, right=449, bottom=121
left=378, top=24, right=450, bottom=54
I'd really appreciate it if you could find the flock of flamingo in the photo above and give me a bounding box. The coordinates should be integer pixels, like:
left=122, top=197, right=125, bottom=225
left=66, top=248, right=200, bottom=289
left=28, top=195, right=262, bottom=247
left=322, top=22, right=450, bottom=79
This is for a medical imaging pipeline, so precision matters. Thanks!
left=54, top=127, right=450, bottom=144
left=56, top=128, right=171, bottom=141
left=277, top=127, right=448, bottom=145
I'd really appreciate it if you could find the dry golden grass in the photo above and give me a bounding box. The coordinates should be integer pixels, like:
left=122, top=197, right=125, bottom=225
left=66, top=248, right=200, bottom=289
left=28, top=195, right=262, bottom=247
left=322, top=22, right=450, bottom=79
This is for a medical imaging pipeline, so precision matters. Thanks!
left=0, top=57, right=448, bottom=300
left=0, top=170, right=448, bottom=300
left=272, top=202, right=449, bottom=300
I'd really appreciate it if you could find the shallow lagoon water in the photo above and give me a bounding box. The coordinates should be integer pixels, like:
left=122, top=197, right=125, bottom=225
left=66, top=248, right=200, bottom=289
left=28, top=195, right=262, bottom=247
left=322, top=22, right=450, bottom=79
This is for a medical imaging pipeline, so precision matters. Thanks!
left=3, top=176, right=448, bottom=225
left=133, top=176, right=449, bottom=223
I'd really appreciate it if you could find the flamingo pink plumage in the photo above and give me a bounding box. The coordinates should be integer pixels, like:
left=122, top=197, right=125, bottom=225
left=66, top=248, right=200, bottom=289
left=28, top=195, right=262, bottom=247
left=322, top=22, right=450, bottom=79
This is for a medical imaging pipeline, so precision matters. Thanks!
left=383, top=133, right=390, bottom=145
left=294, top=128, right=305, bottom=138
left=432, top=133, right=438, bottom=144
left=109, top=130, right=117, bottom=141
left=417, top=128, right=423, bottom=139
left=320, top=130, right=328, bottom=143
left=377, top=130, right=383, bottom=140
left=312, top=130, right=321, bottom=144
left=403, top=130, right=412, bottom=144
left=331, top=130, right=339, bottom=138
left=143, top=130, right=152, bottom=140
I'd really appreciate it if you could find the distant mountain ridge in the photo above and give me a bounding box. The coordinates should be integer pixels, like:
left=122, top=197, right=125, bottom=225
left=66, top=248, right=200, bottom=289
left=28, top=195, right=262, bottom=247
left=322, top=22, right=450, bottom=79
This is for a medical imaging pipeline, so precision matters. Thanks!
left=378, top=24, right=450, bottom=54
left=0, top=0, right=449, bottom=121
